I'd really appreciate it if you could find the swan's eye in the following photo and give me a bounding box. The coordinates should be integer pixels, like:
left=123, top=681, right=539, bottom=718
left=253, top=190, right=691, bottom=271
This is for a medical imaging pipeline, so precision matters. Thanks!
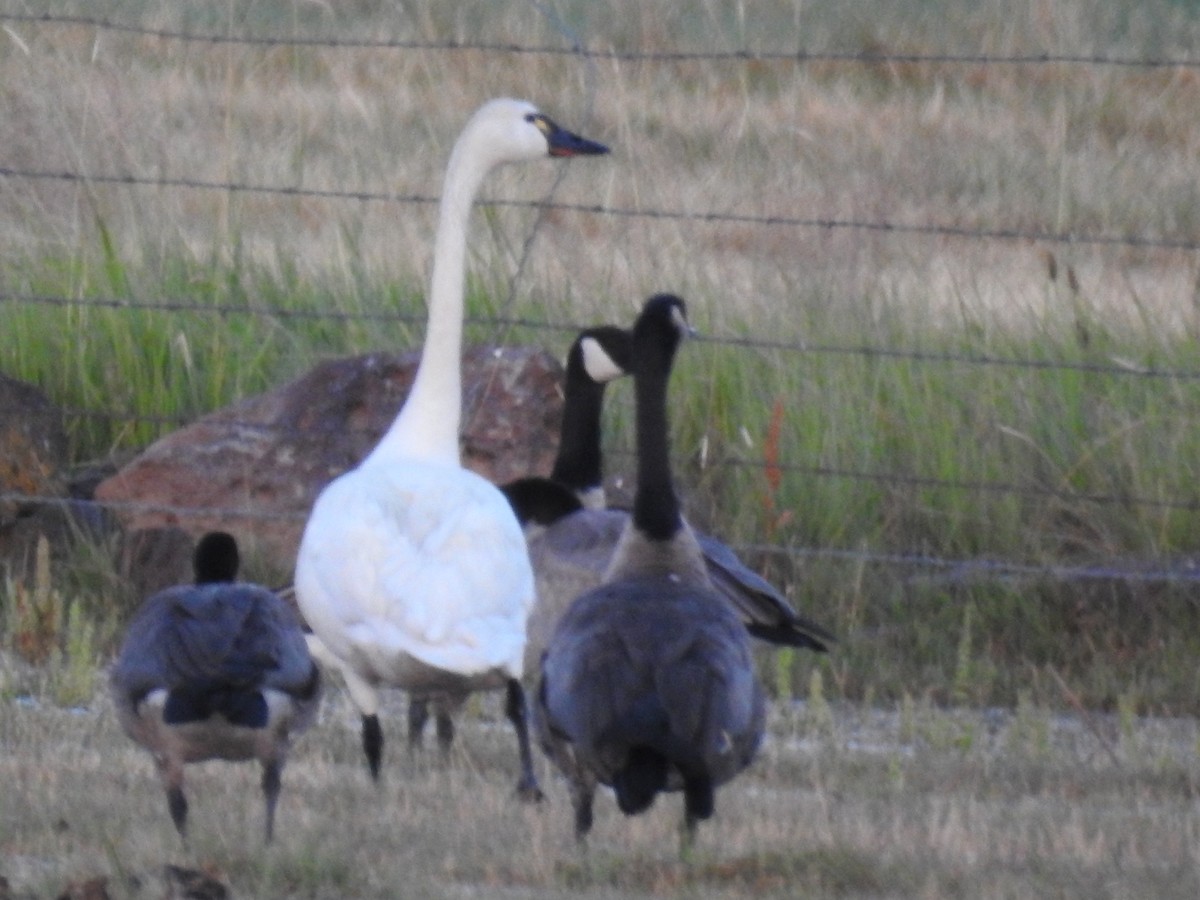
left=526, top=114, right=553, bottom=136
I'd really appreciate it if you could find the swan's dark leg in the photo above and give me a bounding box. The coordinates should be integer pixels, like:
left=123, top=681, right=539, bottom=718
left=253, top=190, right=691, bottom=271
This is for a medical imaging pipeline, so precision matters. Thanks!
left=362, top=713, right=384, bottom=780
left=166, top=785, right=188, bottom=840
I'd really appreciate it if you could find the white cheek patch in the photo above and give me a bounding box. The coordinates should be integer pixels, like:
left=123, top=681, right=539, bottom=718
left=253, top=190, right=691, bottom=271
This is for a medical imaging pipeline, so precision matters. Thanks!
left=580, top=336, right=627, bottom=383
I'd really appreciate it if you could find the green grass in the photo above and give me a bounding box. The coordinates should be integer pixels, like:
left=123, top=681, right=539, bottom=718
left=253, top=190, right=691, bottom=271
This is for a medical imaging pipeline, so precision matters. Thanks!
left=5, top=245, right=1200, bottom=718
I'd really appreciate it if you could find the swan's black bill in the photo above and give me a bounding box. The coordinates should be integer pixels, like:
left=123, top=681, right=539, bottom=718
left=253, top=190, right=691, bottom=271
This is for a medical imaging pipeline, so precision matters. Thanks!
left=544, top=120, right=609, bottom=157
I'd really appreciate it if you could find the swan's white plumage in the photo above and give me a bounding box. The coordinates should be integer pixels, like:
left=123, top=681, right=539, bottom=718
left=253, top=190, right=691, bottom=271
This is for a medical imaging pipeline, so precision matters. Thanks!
left=296, top=458, right=532, bottom=679
left=293, top=101, right=605, bottom=783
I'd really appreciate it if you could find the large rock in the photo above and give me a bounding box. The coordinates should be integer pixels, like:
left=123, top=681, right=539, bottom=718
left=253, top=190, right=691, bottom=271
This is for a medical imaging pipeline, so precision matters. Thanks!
left=94, top=345, right=565, bottom=574
left=0, top=373, right=69, bottom=508
left=0, top=373, right=76, bottom=579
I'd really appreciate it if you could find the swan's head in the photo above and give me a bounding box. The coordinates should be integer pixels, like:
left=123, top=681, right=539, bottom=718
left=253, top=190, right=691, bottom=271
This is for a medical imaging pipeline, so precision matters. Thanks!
left=461, top=98, right=609, bottom=169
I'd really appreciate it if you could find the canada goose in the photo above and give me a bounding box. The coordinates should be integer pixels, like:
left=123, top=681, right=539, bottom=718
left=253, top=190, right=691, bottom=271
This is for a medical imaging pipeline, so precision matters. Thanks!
left=499, top=324, right=834, bottom=658
left=110, top=531, right=320, bottom=842
left=293, top=99, right=607, bottom=797
left=534, top=294, right=767, bottom=846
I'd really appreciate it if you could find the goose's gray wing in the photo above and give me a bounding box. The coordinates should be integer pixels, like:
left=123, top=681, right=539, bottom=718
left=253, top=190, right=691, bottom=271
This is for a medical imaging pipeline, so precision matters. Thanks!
left=113, top=584, right=315, bottom=702
left=696, top=533, right=836, bottom=651
left=523, top=508, right=628, bottom=670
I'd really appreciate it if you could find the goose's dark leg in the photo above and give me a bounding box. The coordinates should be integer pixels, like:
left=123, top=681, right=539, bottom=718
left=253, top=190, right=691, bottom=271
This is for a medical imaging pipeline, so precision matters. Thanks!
left=680, top=775, right=714, bottom=857
left=435, top=709, right=455, bottom=753
left=167, top=786, right=188, bottom=840
left=408, top=696, right=456, bottom=756
left=362, top=713, right=383, bottom=780
left=261, top=759, right=282, bottom=843
left=158, top=757, right=189, bottom=841
left=407, top=698, right=430, bottom=750
left=683, top=774, right=714, bottom=823
left=571, top=778, right=595, bottom=840
left=504, top=679, right=543, bottom=802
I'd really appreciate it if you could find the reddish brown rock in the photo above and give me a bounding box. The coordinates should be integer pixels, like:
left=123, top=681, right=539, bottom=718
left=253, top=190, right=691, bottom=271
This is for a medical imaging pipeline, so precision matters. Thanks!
left=94, top=345, right=565, bottom=573
left=0, top=373, right=80, bottom=580
left=0, top=372, right=69, bottom=518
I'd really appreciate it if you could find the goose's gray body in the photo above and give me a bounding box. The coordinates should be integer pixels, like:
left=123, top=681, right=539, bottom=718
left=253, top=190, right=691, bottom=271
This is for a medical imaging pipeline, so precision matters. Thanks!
left=522, top=505, right=834, bottom=662
left=503, top=322, right=834, bottom=661
left=534, top=295, right=767, bottom=843
left=111, top=533, right=319, bottom=842
left=538, top=573, right=764, bottom=832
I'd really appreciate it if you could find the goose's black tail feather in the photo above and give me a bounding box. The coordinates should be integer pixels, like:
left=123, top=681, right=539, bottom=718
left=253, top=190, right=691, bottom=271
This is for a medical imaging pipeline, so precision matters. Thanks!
left=164, top=684, right=268, bottom=728
left=613, top=746, right=670, bottom=816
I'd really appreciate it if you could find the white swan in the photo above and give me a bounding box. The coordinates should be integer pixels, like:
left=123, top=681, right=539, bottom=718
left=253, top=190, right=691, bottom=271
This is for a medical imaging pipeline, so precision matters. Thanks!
left=294, top=98, right=608, bottom=797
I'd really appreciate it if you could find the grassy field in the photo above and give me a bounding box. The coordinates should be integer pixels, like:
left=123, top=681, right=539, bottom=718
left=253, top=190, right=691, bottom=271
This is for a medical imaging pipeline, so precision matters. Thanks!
left=4, top=1, right=1200, bottom=894
left=5, top=671, right=1200, bottom=899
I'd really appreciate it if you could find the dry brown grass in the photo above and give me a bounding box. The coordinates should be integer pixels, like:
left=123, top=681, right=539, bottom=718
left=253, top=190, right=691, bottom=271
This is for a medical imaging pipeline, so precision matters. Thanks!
left=3, top=1, right=1200, bottom=338
left=4, top=676, right=1200, bottom=898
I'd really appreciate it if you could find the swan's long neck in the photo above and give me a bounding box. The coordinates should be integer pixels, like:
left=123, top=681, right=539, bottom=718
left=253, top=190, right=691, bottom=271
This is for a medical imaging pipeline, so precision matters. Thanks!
left=367, top=140, right=490, bottom=467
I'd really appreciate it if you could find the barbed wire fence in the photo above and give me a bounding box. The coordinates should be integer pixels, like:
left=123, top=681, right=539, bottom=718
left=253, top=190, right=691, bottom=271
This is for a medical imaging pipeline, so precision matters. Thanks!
left=4, top=9, right=1200, bottom=587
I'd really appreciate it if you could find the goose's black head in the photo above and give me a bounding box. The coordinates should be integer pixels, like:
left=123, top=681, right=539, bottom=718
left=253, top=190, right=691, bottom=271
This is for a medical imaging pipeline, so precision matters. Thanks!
left=192, top=531, right=240, bottom=585
left=631, top=294, right=691, bottom=379
left=572, top=325, right=632, bottom=386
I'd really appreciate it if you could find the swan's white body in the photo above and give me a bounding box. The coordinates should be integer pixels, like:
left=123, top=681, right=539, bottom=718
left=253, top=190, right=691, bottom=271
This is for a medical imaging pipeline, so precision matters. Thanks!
left=297, top=459, right=531, bottom=704
left=293, top=99, right=606, bottom=785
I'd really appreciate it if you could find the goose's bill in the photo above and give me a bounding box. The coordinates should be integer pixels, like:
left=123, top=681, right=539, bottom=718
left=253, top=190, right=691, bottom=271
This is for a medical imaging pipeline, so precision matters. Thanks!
left=544, top=121, right=610, bottom=157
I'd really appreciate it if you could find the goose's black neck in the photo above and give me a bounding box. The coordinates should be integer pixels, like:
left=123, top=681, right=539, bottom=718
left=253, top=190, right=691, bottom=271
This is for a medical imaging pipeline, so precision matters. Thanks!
left=550, top=325, right=630, bottom=496
left=550, top=339, right=609, bottom=495
left=193, top=531, right=240, bottom=585
left=630, top=297, right=686, bottom=542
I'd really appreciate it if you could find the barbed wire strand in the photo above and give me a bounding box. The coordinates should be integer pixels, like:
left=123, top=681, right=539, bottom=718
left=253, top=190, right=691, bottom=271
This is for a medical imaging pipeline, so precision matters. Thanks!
left=4, top=165, right=1198, bottom=254
left=6, top=290, right=1200, bottom=382
left=7, top=490, right=1200, bottom=585
left=5, top=10, right=1200, bottom=593
left=5, top=11, right=1200, bottom=70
